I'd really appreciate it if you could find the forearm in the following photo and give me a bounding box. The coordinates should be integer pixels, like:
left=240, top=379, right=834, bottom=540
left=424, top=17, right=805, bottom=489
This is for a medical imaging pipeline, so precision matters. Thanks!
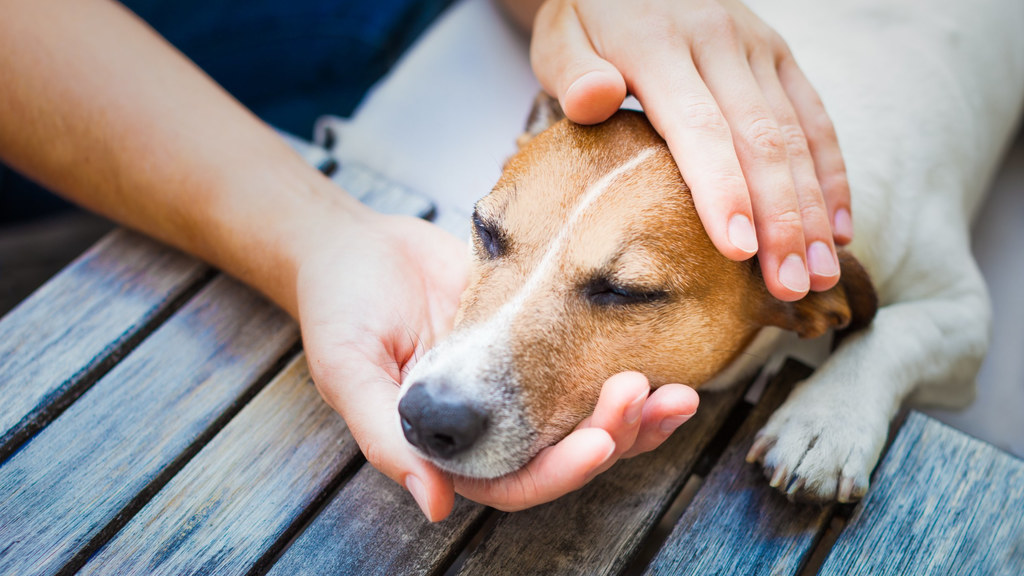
left=0, top=0, right=370, bottom=317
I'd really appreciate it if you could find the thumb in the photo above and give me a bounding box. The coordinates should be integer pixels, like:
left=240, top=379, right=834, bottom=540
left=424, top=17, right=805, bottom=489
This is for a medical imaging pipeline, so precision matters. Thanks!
left=531, top=0, right=626, bottom=125
left=313, top=353, right=456, bottom=521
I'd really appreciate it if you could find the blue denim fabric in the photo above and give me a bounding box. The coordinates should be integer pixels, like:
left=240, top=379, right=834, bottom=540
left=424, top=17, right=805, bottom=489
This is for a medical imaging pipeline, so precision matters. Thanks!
left=1, top=0, right=452, bottom=223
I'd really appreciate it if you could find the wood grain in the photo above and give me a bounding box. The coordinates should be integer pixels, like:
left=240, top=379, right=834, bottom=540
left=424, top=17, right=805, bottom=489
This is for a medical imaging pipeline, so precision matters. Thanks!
left=78, top=353, right=360, bottom=576
left=819, top=411, right=1024, bottom=575
left=0, top=229, right=209, bottom=462
left=644, top=361, right=833, bottom=576
left=267, top=464, right=487, bottom=576
left=0, top=275, right=297, bottom=576
left=454, top=376, right=753, bottom=576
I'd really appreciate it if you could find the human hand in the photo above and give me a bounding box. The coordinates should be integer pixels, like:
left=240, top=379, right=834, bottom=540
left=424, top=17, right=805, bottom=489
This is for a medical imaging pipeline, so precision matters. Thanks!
left=528, top=0, right=852, bottom=301
left=454, top=372, right=698, bottom=512
left=297, top=213, right=698, bottom=520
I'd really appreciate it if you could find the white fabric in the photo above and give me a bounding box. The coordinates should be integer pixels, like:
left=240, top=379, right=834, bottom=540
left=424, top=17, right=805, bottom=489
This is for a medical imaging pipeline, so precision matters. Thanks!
left=320, top=0, right=538, bottom=236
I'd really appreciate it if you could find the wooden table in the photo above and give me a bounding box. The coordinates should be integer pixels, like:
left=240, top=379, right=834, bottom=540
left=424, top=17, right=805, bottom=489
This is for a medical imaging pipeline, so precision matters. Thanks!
left=2, top=187, right=1024, bottom=575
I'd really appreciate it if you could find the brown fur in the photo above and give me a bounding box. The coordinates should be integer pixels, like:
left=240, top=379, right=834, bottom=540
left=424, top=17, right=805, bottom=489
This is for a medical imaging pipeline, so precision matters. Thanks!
left=457, top=101, right=877, bottom=451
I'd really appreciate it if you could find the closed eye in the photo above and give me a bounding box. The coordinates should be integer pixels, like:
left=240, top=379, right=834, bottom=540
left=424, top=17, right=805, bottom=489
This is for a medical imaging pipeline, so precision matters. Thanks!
left=584, top=277, right=668, bottom=307
left=472, top=209, right=506, bottom=259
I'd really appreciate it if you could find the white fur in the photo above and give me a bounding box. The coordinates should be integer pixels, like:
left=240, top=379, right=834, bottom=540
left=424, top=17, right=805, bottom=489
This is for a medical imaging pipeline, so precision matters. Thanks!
left=496, top=147, right=658, bottom=319
left=740, top=0, right=1024, bottom=500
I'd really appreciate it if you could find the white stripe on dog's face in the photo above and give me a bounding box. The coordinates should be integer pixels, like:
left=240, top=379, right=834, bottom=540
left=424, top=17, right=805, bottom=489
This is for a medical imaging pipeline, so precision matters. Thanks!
left=493, top=147, right=658, bottom=325
left=399, top=148, right=659, bottom=478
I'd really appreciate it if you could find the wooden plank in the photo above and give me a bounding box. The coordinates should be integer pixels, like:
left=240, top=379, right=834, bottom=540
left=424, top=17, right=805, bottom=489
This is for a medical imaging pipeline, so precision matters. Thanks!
left=819, top=412, right=1024, bottom=575
left=645, top=361, right=832, bottom=576
left=267, top=464, right=486, bottom=576
left=0, top=211, right=113, bottom=316
left=78, top=353, right=360, bottom=576
left=0, top=275, right=298, bottom=576
left=454, top=374, right=753, bottom=575
left=0, top=228, right=209, bottom=461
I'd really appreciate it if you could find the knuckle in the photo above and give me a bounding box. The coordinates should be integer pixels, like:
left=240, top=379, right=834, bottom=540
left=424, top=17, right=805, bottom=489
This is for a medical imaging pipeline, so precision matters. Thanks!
left=746, top=25, right=779, bottom=55
left=804, top=108, right=838, bottom=141
left=769, top=30, right=792, bottom=58
left=699, top=4, right=740, bottom=39
left=743, top=117, right=787, bottom=162
left=779, top=123, right=811, bottom=156
left=765, top=207, right=804, bottom=232
left=820, top=170, right=851, bottom=197
left=799, top=200, right=829, bottom=226
left=682, top=100, right=728, bottom=133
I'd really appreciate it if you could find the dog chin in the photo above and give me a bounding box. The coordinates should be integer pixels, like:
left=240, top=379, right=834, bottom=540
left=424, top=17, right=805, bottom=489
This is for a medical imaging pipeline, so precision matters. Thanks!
left=415, top=438, right=538, bottom=480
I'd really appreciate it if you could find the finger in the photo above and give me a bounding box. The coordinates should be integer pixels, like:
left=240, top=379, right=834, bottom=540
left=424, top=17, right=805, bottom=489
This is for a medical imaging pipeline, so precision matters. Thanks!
left=621, top=384, right=700, bottom=458
left=688, top=39, right=809, bottom=300
left=629, top=56, right=759, bottom=263
left=573, top=371, right=650, bottom=478
left=778, top=57, right=853, bottom=245
left=750, top=55, right=840, bottom=292
left=530, top=0, right=627, bottom=124
left=311, top=350, right=456, bottom=522
left=576, top=371, right=650, bottom=441
left=453, top=427, right=615, bottom=512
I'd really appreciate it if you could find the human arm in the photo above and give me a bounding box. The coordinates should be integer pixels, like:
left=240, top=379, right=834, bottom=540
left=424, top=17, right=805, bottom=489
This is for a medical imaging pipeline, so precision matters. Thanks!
left=498, top=0, right=853, bottom=302
left=0, top=0, right=354, bottom=312
left=0, top=0, right=697, bottom=521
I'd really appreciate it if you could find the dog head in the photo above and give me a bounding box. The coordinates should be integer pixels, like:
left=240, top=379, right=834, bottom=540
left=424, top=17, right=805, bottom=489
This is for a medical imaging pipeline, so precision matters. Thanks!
left=398, top=96, right=876, bottom=478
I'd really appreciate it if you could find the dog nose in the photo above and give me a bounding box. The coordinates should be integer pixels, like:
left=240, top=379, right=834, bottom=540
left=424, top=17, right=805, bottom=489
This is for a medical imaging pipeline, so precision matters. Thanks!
left=398, top=382, right=488, bottom=459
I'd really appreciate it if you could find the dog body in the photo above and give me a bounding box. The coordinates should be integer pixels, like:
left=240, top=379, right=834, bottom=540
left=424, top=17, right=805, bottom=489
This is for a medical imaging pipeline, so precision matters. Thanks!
left=397, top=0, right=1024, bottom=502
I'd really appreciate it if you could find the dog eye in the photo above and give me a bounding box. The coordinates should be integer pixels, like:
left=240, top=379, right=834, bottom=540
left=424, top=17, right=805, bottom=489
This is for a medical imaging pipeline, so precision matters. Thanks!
left=585, top=277, right=667, bottom=307
left=472, top=211, right=506, bottom=259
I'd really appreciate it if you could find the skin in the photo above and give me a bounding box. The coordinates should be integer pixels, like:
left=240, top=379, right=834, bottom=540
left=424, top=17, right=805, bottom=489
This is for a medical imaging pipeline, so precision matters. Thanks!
left=500, top=0, right=853, bottom=301
left=0, top=0, right=846, bottom=521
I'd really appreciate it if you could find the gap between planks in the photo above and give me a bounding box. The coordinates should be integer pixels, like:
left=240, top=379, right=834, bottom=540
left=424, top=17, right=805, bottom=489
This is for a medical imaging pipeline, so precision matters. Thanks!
left=0, top=230, right=215, bottom=465
left=58, top=339, right=303, bottom=576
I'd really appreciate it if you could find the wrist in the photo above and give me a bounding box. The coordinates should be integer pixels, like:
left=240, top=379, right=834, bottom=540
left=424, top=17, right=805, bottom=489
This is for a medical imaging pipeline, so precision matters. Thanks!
left=199, top=159, right=377, bottom=319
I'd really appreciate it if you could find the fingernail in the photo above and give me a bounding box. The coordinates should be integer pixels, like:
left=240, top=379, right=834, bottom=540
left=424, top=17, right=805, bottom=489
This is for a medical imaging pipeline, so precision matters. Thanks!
left=778, top=254, right=810, bottom=293
left=406, top=475, right=432, bottom=521
left=660, top=414, right=690, bottom=434
left=728, top=214, right=758, bottom=255
left=807, top=241, right=839, bottom=278
left=834, top=208, right=853, bottom=241
left=624, top=392, right=646, bottom=425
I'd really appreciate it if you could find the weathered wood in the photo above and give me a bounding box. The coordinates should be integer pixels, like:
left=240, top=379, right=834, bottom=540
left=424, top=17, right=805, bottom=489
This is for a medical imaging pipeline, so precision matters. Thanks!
left=268, top=463, right=487, bottom=576
left=0, top=228, right=209, bottom=462
left=819, top=411, right=1024, bottom=575
left=0, top=275, right=297, bottom=576
left=645, top=361, right=832, bottom=576
left=0, top=211, right=114, bottom=316
left=78, top=353, right=360, bottom=576
left=455, top=377, right=754, bottom=576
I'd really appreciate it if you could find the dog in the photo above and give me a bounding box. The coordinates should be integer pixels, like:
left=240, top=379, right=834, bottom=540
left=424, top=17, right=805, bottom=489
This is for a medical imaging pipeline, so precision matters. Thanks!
left=396, top=0, right=1024, bottom=503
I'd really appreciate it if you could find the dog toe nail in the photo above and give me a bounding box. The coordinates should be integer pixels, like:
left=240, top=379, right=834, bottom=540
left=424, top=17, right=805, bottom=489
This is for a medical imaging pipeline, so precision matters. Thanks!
left=746, top=436, right=771, bottom=463
left=838, top=477, right=855, bottom=502
left=786, top=476, right=805, bottom=495
left=770, top=466, right=788, bottom=488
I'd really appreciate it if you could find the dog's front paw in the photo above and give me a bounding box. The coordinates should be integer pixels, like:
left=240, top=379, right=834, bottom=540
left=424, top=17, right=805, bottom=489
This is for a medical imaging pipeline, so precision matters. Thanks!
left=745, top=393, right=888, bottom=504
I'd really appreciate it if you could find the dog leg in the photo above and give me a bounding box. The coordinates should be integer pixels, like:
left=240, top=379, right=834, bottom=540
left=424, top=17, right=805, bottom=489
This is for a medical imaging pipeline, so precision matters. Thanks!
left=747, top=260, right=990, bottom=502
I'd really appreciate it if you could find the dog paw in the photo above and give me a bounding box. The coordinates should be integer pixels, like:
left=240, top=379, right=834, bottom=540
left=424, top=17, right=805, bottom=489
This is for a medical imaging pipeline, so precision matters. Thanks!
left=745, top=398, right=888, bottom=504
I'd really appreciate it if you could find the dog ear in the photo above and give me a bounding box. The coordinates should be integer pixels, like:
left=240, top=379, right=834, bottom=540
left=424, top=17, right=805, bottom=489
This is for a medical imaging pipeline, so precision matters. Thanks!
left=757, top=250, right=878, bottom=339
left=517, top=92, right=566, bottom=148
